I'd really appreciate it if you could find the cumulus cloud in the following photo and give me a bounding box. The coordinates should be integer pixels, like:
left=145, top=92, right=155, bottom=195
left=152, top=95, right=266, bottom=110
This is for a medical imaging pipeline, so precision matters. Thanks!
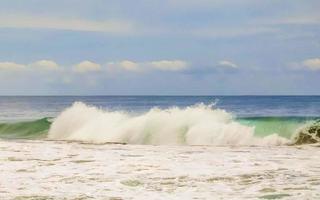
left=0, top=60, right=61, bottom=72
left=108, top=59, right=189, bottom=72
left=302, top=58, right=320, bottom=71
left=0, top=59, right=189, bottom=75
left=74, top=61, right=101, bottom=73
left=217, top=60, right=238, bottom=69
left=108, top=60, right=140, bottom=72
left=31, top=60, right=60, bottom=71
left=0, top=62, right=25, bottom=71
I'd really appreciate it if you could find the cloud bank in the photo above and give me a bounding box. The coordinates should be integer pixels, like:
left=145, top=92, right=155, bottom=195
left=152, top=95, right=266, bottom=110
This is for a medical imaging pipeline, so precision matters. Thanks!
left=0, top=59, right=189, bottom=74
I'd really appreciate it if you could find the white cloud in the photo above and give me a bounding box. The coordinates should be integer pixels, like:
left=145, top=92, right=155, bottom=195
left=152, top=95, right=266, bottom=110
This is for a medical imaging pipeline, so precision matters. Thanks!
left=150, top=60, right=188, bottom=71
left=0, top=62, right=25, bottom=71
left=0, top=15, right=135, bottom=34
left=31, top=60, right=60, bottom=71
left=109, top=60, right=140, bottom=72
left=0, top=59, right=189, bottom=74
left=218, top=60, right=238, bottom=68
left=0, top=60, right=61, bottom=72
left=302, top=58, right=320, bottom=71
left=74, top=61, right=101, bottom=73
left=108, top=60, right=189, bottom=72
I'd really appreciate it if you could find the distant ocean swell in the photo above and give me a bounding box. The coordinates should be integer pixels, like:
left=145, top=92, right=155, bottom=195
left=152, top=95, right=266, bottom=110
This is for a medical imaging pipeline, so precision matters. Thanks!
left=0, top=102, right=319, bottom=146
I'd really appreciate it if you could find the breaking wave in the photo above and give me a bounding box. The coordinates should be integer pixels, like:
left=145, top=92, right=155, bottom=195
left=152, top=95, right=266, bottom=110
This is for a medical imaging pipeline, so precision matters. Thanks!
left=1, top=102, right=318, bottom=146
left=47, top=102, right=291, bottom=146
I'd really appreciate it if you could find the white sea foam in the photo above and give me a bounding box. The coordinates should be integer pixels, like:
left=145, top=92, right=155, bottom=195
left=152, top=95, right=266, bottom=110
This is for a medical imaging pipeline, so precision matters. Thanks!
left=2, top=140, right=319, bottom=199
left=48, top=102, right=289, bottom=145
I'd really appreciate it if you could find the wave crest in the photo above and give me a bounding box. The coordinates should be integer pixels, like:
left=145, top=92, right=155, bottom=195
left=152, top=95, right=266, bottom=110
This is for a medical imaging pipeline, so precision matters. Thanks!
left=48, top=102, right=289, bottom=146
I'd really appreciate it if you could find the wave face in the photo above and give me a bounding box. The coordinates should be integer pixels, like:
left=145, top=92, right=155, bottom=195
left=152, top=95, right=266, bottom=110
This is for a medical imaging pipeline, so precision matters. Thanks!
left=48, top=102, right=290, bottom=146
left=238, top=117, right=314, bottom=139
left=0, top=118, right=50, bottom=139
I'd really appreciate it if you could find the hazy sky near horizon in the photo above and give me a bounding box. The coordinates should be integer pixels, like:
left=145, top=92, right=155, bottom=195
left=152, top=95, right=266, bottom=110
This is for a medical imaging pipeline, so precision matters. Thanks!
left=0, top=0, right=319, bottom=95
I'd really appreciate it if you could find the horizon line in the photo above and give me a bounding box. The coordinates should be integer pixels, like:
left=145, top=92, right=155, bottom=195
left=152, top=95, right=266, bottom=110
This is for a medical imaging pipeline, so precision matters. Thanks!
left=0, top=94, right=319, bottom=97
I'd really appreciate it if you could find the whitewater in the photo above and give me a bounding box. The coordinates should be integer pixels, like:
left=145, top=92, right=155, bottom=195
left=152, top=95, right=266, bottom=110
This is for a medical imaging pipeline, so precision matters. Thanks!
left=48, top=102, right=290, bottom=146
left=1, top=140, right=319, bottom=199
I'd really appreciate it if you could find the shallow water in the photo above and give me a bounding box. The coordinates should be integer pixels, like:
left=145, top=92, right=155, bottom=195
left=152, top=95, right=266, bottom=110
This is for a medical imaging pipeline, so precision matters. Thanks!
left=0, top=140, right=319, bottom=199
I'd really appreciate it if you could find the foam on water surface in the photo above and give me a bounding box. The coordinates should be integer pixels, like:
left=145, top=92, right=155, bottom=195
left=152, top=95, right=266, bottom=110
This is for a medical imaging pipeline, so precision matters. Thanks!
left=0, top=140, right=319, bottom=199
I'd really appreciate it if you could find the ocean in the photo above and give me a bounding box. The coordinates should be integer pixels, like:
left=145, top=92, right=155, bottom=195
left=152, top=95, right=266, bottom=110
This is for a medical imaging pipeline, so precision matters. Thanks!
left=0, top=96, right=319, bottom=144
left=1, top=96, right=320, bottom=199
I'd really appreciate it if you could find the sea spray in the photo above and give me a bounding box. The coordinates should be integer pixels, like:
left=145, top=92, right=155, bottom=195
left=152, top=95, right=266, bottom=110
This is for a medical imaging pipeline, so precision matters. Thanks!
left=48, top=102, right=289, bottom=145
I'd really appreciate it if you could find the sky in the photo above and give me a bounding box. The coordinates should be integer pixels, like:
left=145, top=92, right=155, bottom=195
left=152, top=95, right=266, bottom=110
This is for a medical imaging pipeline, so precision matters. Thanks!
left=0, top=0, right=319, bottom=95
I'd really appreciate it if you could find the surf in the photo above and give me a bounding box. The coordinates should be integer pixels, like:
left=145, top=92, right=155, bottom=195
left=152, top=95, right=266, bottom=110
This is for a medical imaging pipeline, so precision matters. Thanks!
left=1, top=102, right=319, bottom=146
left=47, top=102, right=290, bottom=145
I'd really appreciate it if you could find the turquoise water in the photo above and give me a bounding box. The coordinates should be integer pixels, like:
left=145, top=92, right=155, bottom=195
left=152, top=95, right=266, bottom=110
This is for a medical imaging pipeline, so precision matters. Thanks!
left=0, top=118, right=51, bottom=139
left=238, top=117, right=317, bottom=138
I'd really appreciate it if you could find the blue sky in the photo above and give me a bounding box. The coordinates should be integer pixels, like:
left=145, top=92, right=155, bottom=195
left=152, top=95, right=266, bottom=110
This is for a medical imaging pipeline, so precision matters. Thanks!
left=0, top=0, right=319, bottom=95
